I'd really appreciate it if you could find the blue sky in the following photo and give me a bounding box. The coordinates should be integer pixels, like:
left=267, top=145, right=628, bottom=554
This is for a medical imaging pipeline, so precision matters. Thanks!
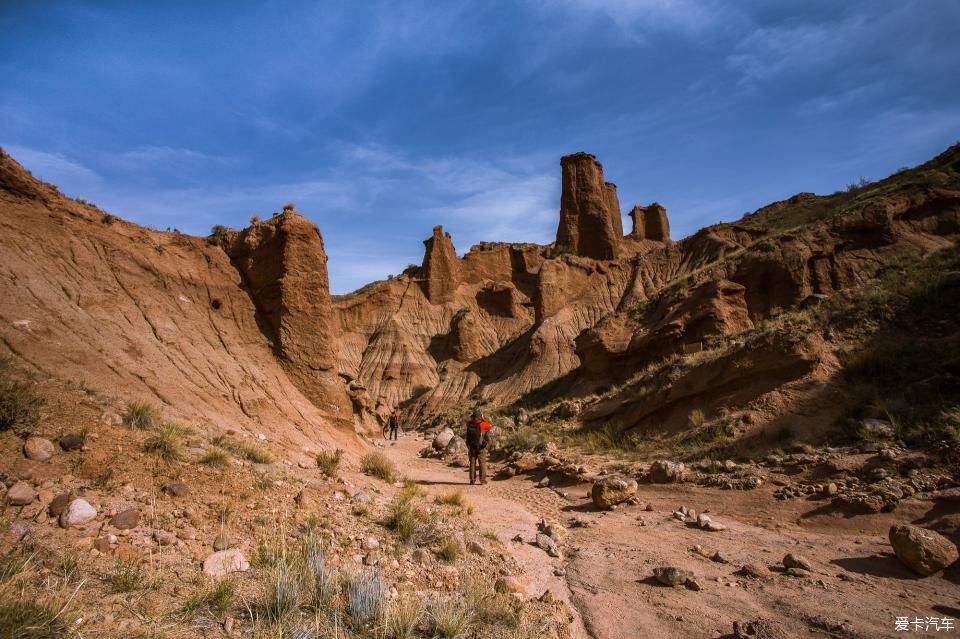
left=2, top=1, right=959, bottom=293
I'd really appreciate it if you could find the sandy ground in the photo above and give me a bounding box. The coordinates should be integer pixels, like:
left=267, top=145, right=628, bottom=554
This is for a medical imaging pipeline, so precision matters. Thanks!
left=381, top=435, right=960, bottom=639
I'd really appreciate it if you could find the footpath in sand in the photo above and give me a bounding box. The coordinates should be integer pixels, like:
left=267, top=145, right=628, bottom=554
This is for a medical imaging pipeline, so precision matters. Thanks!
left=380, top=435, right=960, bottom=639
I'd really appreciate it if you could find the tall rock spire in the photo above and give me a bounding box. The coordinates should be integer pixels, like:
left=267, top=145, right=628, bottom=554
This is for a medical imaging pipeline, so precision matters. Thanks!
left=628, top=203, right=671, bottom=242
left=421, top=225, right=461, bottom=303
left=555, top=152, right=622, bottom=259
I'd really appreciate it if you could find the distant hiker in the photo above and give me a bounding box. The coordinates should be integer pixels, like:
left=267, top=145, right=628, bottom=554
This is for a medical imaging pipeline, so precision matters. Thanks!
left=389, top=410, right=400, bottom=441
left=466, top=409, right=491, bottom=485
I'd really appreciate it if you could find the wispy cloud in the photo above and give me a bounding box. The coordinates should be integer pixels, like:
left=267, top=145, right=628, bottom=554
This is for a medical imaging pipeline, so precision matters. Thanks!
left=5, top=145, right=103, bottom=193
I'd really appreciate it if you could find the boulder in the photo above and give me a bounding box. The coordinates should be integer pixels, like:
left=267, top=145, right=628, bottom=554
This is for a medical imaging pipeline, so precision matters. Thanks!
left=23, top=437, right=55, bottom=461
left=202, top=549, right=250, bottom=577
left=59, top=433, right=85, bottom=451
left=468, top=540, right=488, bottom=556
left=6, top=481, right=36, bottom=506
left=162, top=482, right=189, bottom=497
left=443, top=435, right=467, bottom=458
left=591, top=476, right=638, bottom=510
left=516, top=408, right=529, bottom=425
left=653, top=567, right=693, bottom=587
left=59, top=499, right=97, bottom=528
left=889, top=524, right=959, bottom=576
left=495, top=575, right=525, bottom=594
left=783, top=554, right=812, bottom=571
left=433, top=427, right=455, bottom=451
left=110, top=508, right=140, bottom=530
left=649, top=460, right=685, bottom=483
left=48, top=493, right=71, bottom=517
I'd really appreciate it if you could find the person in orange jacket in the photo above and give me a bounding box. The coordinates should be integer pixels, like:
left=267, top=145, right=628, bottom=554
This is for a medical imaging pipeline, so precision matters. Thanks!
left=465, top=409, right=491, bottom=485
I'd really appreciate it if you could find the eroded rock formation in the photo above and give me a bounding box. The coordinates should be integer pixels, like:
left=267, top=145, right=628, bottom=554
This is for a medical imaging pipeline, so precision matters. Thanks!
left=628, top=203, right=670, bottom=241
left=421, top=225, right=461, bottom=304
left=556, top=152, right=623, bottom=259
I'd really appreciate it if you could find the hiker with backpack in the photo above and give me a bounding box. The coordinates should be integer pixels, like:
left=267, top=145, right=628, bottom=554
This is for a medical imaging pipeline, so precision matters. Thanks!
left=465, top=409, right=491, bottom=485
left=388, top=409, right=400, bottom=441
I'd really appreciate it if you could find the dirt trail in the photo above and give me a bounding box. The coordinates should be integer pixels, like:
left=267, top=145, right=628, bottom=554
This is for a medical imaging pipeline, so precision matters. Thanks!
left=382, top=436, right=960, bottom=639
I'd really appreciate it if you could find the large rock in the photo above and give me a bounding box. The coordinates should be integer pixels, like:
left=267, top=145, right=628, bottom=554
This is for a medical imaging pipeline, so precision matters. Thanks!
left=653, top=566, right=693, bottom=587
left=432, top=427, right=455, bottom=451
left=59, top=499, right=97, bottom=528
left=23, top=436, right=55, bottom=461
left=591, top=476, right=638, bottom=510
left=110, top=507, right=140, bottom=530
left=555, top=152, right=622, bottom=260
left=421, top=225, right=461, bottom=304
left=649, top=460, right=686, bottom=483
left=495, top=575, right=525, bottom=594
left=889, top=524, right=959, bottom=576
left=628, top=203, right=670, bottom=241
left=202, top=549, right=251, bottom=577
left=443, top=435, right=467, bottom=458
left=7, top=481, right=36, bottom=506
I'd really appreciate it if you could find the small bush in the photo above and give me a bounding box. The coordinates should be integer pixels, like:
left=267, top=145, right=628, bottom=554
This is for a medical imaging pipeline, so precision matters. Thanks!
left=201, top=447, right=231, bottom=468
left=143, top=422, right=185, bottom=463
left=384, top=495, right=418, bottom=543
left=258, top=556, right=303, bottom=625
left=437, top=535, right=462, bottom=563
left=315, top=449, right=343, bottom=476
left=237, top=441, right=273, bottom=464
left=0, top=595, right=76, bottom=639
left=123, top=400, right=160, bottom=430
left=383, top=595, right=424, bottom=639
left=110, top=558, right=147, bottom=593
left=688, top=409, right=706, bottom=428
left=361, top=452, right=397, bottom=483
left=100, top=213, right=115, bottom=224
left=464, top=576, right=520, bottom=627
left=347, top=570, right=385, bottom=625
left=249, top=215, right=261, bottom=225
left=428, top=595, right=472, bottom=638
left=400, top=480, right=426, bottom=499
left=282, top=202, right=296, bottom=212
left=181, top=578, right=236, bottom=615
left=301, top=533, right=336, bottom=610
left=0, top=380, right=42, bottom=432
left=436, top=490, right=472, bottom=514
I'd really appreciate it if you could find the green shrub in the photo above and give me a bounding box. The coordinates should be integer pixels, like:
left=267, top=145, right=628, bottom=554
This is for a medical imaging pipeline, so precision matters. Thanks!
left=143, top=422, right=186, bottom=463
left=181, top=578, right=236, bottom=615
left=315, top=448, right=343, bottom=476
left=201, top=447, right=231, bottom=468
left=361, top=452, right=396, bottom=483
left=123, top=400, right=160, bottom=430
left=109, top=558, right=147, bottom=593
left=383, top=595, right=424, bottom=639
left=428, top=595, right=472, bottom=638
left=0, top=380, right=42, bottom=432
left=237, top=441, right=273, bottom=464
left=385, top=495, right=418, bottom=543
left=437, top=535, right=462, bottom=563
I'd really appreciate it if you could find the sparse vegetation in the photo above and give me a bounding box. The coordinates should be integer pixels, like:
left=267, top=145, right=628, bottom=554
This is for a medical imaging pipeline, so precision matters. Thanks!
left=428, top=595, right=473, bottom=638
left=181, top=578, right=236, bottom=615
left=347, top=569, right=384, bottom=625
left=384, top=493, right=418, bottom=543
left=201, top=447, right=230, bottom=468
left=435, top=490, right=472, bottom=514
left=0, top=379, right=42, bottom=432
left=688, top=408, right=706, bottom=427
left=360, top=451, right=397, bottom=483
left=382, top=595, right=424, bottom=639
left=315, top=448, right=344, bottom=476
left=464, top=576, right=521, bottom=627
left=109, top=558, right=148, bottom=593
left=236, top=441, right=273, bottom=464
left=123, top=399, right=161, bottom=430
left=437, top=535, right=462, bottom=562
left=143, top=422, right=187, bottom=463
left=100, top=213, right=115, bottom=224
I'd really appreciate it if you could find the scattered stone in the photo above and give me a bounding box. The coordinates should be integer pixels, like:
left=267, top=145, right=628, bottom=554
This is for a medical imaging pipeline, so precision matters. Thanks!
left=591, top=476, right=638, bottom=510
left=411, top=549, right=431, bottom=565
left=684, top=577, right=702, bottom=591
left=49, top=493, right=71, bottom=517
left=9, top=520, right=34, bottom=541
left=653, top=567, right=694, bottom=587
left=6, top=481, right=36, bottom=506
left=860, top=418, right=895, bottom=439
left=539, top=590, right=554, bottom=603
left=363, top=537, right=380, bottom=551
left=785, top=568, right=809, bottom=578
left=162, top=482, right=189, bottom=497
left=495, top=576, right=525, bottom=594
left=537, top=476, right=551, bottom=488
left=733, top=619, right=789, bottom=639
left=649, top=460, right=686, bottom=483
left=110, top=508, right=140, bottom=530
left=23, top=437, right=55, bottom=461
left=94, top=537, right=112, bottom=552
left=740, top=563, right=770, bottom=579
left=154, top=530, right=176, bottom=546
left=889, top=523, right=959, bottom=576
left=59, top=499, right=97, bottom=528
left=783, top=553, right=812, bottom=571
left=213, top=533, right=232, bottom=551
left=202, top=549, right=250, bottom=577
left=553, top=567, right=566, bottom=576
left=363, top=553, right=379, bottom=566
left=59, top=433, right=85, bottom=451
left=710, top=551, right=729, bottom=564
left=351, top=491, right=371, bottom=503
left=432, top=427, right=455, bottom=451
left=703, top=521, right=727, bottom=532
left=468, top=541, right=488, bottom=556
left=824, top=482, right=838, bottom=496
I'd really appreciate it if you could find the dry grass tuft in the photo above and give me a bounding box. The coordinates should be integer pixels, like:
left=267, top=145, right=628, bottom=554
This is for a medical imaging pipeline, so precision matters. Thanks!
left=361, top=452, right=397, bottom=483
